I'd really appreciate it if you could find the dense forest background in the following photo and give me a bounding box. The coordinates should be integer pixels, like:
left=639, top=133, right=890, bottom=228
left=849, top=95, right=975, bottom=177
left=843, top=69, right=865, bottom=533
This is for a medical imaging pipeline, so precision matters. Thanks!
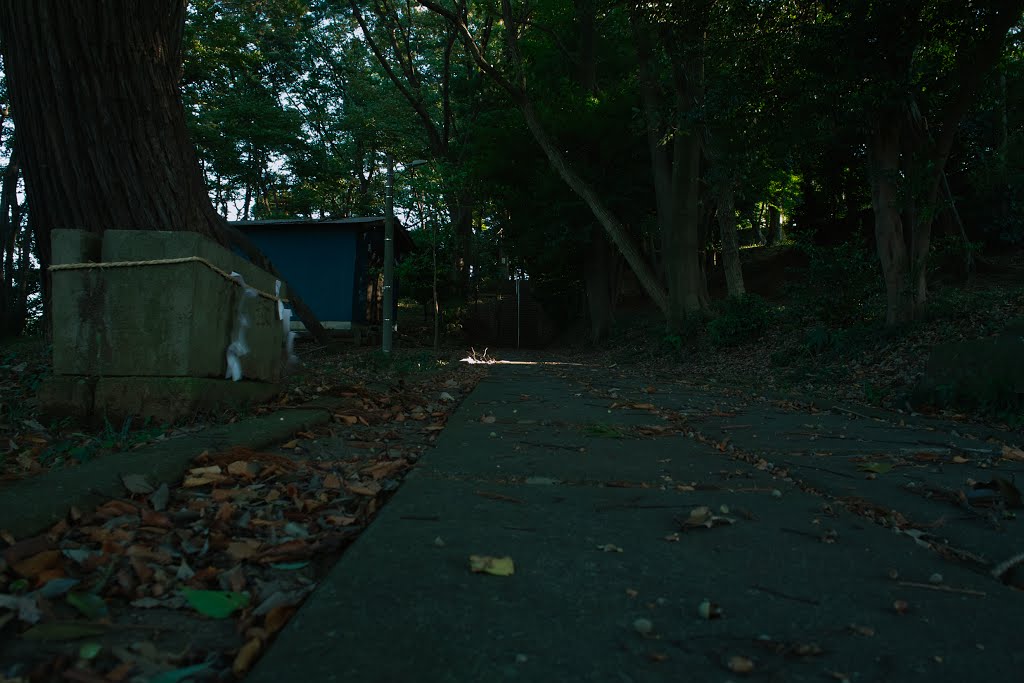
left=0, top=1, right=1021, bottom=347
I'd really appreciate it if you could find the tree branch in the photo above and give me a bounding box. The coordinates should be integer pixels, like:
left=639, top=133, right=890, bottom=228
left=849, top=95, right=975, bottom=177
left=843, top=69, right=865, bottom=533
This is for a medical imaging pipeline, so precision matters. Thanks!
left=418, top=0, right=523, bottom=100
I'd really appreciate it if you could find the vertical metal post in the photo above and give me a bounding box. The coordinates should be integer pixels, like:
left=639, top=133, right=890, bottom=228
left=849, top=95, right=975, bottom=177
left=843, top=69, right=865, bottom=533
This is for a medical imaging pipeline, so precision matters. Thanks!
left=382, top=154, right=395, bottom=354
left=516, top=276, right=521, bottom=349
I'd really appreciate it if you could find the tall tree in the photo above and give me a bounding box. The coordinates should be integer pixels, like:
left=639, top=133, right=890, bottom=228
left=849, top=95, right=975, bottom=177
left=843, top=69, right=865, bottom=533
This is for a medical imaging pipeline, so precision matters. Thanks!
left=814, top=0, right=1024, bottom=324
left=423, top=0, right=672, bottom=321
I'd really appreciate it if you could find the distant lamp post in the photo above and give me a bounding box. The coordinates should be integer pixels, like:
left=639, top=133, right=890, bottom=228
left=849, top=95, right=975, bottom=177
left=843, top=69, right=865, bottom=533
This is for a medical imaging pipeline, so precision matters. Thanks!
left=383, top=155, right=428, bottom=354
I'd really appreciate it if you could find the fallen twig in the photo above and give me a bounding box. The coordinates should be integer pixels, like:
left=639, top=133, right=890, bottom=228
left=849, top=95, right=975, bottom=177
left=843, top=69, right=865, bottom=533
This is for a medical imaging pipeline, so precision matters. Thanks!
left=991, top=551, right=1024, bottom=581
left=751, top=584, right=820, bottom=605
left=831, top=406, right=873, bottom=420
left=474, top=490, right=524, bottom=504
left=896, top=581, right=986, bottom=597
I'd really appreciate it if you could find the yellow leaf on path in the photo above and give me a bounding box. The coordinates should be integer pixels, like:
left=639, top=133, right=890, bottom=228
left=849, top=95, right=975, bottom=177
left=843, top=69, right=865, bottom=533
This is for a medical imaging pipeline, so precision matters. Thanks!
left=952, top=455, right=969, bottom=464
left=469, top=555, right=515, bottom=576
left=323, top=473, right=342, bottom=489
left=233, top=638, right=263, bottom=676
left=281, top=439, right=299, bottom=450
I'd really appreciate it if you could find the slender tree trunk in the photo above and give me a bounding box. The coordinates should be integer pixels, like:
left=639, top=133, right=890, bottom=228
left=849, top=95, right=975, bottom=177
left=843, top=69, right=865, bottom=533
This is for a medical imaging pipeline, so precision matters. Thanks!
left=870, top=116, right=912, bottom=325
left=768, top=205, right=783, bottom=245
left=717, top=185, right=745, bottom=297
left=998, top=73, right=1010, bottom=224
left=583, top=229, right=616, bottom=343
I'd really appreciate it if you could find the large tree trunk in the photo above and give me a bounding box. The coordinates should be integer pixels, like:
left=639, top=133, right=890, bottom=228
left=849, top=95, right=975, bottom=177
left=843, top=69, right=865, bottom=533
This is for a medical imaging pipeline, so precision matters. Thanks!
left=0, top=0, right=329, bottom=342
left=0, top=1, right=224, bottom=239
left=664, top=125, right=709, bottom=327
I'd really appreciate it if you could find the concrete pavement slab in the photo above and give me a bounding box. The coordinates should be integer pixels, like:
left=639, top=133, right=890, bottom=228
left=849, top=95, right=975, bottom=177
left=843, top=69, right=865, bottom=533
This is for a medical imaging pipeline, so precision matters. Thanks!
left=249, top=363, right=1024, bottom=682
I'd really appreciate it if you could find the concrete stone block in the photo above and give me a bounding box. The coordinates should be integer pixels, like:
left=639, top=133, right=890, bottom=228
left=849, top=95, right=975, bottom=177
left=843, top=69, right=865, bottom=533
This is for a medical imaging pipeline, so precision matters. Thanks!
left=51, top=229, right=285, bottom=381
left=94, top=377, right=282, bottom=423
left=36, top=376, right=97, bottom=418
left=911, top=332, right=1024, bottom=409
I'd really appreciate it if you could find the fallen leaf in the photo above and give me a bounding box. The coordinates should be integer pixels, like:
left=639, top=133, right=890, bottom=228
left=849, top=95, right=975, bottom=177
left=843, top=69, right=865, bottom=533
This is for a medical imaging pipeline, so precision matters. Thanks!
left=281, top=439, right=299, bottom=450
left=678, top=506, right=736, bottom=530
left=183, top=473, right=227, bottom=487
left=1002, top=445, right=1024, bottom=462
left=323, top=473, right=342, bottom=489
left=727, top=655, right=755, bottom=674
left=596, top=543, right=624, bottom=553
left=233, top=638, right=263, bottom=676
left=858, top=462, right=894, bottom=474
left=150, top=483, right=170, bottom=511
left=227, top=540, right=262, bottom=561
left=323, top=514, right=357, bottom=526
left=12, top=549, right=61, bottom=578
left=362, top=459, right=408, bottom=480
left=121, top=473, right=153, bottom=494
left=66, top=591, right=108, bottom=619
left=264, top=605, right=295, bottom=635
left=346, top=481, right=382, bottom=496
left=181, top=588, right=250, bottom=619
left=149, top=660, right=215, bottom=683
left=469, top=555, right=515, bottom=576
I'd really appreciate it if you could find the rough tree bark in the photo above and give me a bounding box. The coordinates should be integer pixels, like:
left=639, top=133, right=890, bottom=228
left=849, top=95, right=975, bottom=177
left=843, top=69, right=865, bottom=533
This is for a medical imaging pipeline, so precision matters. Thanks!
left=0, top=0, right=329, bottom=342
left=869, top=114, right=912, bottom=325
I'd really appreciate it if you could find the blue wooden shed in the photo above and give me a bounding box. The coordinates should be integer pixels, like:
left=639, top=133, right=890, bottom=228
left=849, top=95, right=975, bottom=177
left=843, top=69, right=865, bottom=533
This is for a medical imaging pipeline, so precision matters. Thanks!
left=231, top=217, right=414, bottom=331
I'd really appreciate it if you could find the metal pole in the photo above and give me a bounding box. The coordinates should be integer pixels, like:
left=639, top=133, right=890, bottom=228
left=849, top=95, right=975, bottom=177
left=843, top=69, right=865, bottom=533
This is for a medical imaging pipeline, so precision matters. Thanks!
left=382, top=154, right=395, bottom=354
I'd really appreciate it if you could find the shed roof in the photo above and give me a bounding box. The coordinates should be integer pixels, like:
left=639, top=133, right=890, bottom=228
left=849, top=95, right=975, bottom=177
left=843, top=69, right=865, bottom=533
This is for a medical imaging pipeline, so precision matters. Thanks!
left=232, top=217, right=414, bottom=253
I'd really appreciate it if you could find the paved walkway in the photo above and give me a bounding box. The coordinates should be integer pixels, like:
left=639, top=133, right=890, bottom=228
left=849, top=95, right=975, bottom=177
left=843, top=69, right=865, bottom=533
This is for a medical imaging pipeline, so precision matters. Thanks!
left=249, top=361, right=1024, bottom=682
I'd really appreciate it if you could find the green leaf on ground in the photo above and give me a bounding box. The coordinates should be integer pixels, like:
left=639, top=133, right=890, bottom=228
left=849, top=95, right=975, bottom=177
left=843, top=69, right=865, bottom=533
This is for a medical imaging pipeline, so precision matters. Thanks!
left=78, top=642, right=102, bottom=660
left=857, top=462, right=893, bottom=474
left=585, top=423, right=625, bottom=438
left=149, top=660, right=216, bottom=683
left=66, top=591, right=108, bottom=619
left=181, top=588, right=250, bottom=618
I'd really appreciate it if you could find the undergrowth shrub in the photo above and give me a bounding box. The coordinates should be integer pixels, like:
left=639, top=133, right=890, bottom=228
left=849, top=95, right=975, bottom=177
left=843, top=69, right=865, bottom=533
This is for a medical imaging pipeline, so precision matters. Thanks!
left=707, top=294, right=774, bottom=347
left=785, top=240, right=882, bottom=324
